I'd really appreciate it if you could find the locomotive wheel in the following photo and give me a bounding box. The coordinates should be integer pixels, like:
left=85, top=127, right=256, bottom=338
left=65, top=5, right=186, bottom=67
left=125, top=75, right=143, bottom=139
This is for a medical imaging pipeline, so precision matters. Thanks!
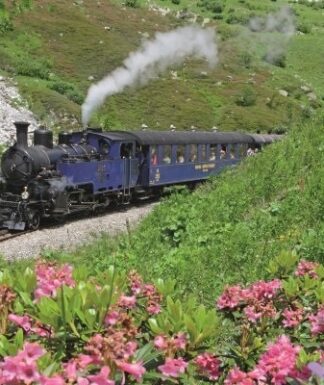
left=27, top=210, right=41, bottom=231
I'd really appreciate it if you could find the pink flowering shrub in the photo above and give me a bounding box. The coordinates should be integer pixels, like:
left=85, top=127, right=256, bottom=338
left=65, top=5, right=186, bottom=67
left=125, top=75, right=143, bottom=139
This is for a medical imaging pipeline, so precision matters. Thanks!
left=0, top=257, right=322, bottom=384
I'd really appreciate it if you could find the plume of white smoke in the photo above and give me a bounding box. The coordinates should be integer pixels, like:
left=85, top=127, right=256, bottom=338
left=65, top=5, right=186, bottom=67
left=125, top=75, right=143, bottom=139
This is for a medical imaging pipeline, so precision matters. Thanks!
left=248, top=7, right=295, bottom=65
left=82, top=25, right=218, bottom=127
left=249, top=6, right=295, bottom=36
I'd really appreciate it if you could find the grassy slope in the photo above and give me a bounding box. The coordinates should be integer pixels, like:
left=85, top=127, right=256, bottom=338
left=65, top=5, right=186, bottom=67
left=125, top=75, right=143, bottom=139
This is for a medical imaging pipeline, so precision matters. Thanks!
left=0, top=0, right=322, bottom=131
left=61, top=114, right=324, bottom=305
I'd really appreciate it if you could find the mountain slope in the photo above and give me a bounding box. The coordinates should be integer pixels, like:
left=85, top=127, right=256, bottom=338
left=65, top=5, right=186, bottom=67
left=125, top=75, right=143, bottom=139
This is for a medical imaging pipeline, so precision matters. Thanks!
left=0, top=0, right=322, bottom=131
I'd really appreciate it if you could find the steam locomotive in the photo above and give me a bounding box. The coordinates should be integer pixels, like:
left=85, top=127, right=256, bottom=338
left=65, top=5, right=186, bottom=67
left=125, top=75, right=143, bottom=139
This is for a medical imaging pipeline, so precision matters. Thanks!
left=0, top=122, right=280, bottom=230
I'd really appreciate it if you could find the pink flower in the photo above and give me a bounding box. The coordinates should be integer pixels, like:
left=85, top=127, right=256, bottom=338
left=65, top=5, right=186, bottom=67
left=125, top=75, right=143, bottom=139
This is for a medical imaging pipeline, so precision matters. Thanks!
left=63, top=360, right=77, bottom=381
left=282, top=308, right=303, bottom=328
left=195, top=352, right=221, bottom=380
left=143, top=284, right=156, bottom=297
left=118, top=295, right=136, bottom=309
left=77, top=378, right=90, bottom=385
left=17, top=362, right=40, bottom=384
left=104, top=311, right=120, bottom=325
left=173, top=333, right=187, bottom=350
left=8, top=314, right=32, bottom=332
left=225, top=367, right=254, bottom=385
left=87, top=366, right=115, bottom=385
left=147, top=302, right=161, bottom=314
left=22, top=342, right=45, bottom=363
left=154, top=335, right=168, bottom=350
left=117, top=361, right=146, bottom=381
left=0, top=342, right=45, bottom=385
left=244, top=305, right=263, bottom=323
left=244, top=302, right=277, bottom=323
left=34, top=262, right=75, bottom=300
left=158, top=357, right=188, bottom=378
left=309, top=308, right=324, bottom=335
left=295, top=260, right=319, bottom=278
left=124, top=341, right=138, bottom=360
left=248, top=279, right=281, bottom=301
left=217, top=285, right=244, bottom=310
left=78, top=354, right=96, bottom=368
left=253, top=335, right=301, bottom=385
left=39, top=375, right=65, bottom=385
left=308, top=362, right=324, bottom=379
left=31, top=324, right=52, bottom=338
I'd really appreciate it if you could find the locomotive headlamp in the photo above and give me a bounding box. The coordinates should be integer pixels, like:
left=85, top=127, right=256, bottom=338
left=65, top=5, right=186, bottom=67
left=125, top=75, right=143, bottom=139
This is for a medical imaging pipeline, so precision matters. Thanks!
left=21, top=186, right=29, bottom=200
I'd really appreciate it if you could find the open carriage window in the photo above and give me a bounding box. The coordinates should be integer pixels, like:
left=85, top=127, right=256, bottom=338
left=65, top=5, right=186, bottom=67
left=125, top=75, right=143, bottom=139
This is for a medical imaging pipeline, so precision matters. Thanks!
left=210, top=144, right=217, bottom=161
left=176, top=145, right=185, bottom=163
left=239, top=144, right=248, bottom=158
left=162, top=145, right=172, bottom=164
left=120, top=142, right=133, bottom=158
left=99, top=139, right=110, bottom=155
left=220, top=144, right=227, bottom=159
left=189, top=144, right=197, bottom=162
left=229, top=144, right=236, bottom=159
left=151, top=145, right=158, bottom=165
left=201, top=144, right=207, bottom=161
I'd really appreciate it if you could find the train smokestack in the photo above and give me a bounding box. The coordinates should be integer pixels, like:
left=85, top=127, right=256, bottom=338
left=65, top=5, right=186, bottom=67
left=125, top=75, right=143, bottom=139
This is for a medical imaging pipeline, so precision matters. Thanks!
left=14, top=121, right=30, bottom=147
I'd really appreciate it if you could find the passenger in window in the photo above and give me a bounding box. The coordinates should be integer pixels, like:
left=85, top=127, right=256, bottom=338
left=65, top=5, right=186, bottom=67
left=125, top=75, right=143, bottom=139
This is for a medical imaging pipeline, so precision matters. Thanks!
left=100, top=141, right=110, bottom=155
left=151, top=148, right=158, bottom=165
left=177, top=154, right=185, bottom=163
left=247, top=147, right=255, bottom=157
left=209, top=151, right=216, bottom=161
left=163, top=155, right=171, bottom=164
left=220, top=146, right=226, bottom=159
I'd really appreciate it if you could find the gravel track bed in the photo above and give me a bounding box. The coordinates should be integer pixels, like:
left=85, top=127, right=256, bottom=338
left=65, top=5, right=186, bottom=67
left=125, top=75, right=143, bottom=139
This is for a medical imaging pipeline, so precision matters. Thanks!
left=0, top=203, right=157, bottom=260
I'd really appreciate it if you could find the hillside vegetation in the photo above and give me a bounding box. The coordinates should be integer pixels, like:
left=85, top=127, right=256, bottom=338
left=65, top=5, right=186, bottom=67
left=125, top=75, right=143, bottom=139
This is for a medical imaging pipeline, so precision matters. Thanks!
left=51, top=113, right=324, bottom=304
left=0, top=0, right=323, bottom=131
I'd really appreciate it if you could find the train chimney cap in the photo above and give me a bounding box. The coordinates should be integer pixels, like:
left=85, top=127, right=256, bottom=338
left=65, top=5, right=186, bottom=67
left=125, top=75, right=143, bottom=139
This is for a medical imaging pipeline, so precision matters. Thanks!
left=14, top=121, right=30, bottom=127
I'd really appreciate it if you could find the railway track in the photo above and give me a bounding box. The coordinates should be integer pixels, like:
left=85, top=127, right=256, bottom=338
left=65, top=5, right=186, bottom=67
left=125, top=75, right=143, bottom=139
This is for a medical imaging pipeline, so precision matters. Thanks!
left=0, top=229, right=29, bottom=243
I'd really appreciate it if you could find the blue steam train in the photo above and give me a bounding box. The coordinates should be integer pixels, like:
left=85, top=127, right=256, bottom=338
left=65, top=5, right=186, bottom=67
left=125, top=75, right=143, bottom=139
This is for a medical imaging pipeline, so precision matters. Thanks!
left=0, top=122, right=280, bottom=230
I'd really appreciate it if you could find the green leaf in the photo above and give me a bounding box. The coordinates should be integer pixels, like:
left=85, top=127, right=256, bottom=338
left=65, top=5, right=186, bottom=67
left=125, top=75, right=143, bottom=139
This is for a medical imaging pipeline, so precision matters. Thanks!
left=14, top=328, right=24, bottom=349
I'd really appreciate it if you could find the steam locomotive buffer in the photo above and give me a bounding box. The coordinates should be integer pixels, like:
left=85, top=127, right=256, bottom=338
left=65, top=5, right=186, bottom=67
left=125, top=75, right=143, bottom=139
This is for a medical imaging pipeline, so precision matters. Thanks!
left=0, top=121, right=280, bottom=231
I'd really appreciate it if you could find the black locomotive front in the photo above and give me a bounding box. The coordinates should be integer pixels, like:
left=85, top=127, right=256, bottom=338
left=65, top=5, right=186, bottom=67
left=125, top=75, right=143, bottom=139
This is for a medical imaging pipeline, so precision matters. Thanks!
left=0, top=121, right=97, bottom=230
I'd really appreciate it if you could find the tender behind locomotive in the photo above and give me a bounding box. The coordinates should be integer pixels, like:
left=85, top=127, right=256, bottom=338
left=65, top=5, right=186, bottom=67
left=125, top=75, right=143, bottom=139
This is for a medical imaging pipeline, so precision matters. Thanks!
left=0, top=122, right=280, bottom=230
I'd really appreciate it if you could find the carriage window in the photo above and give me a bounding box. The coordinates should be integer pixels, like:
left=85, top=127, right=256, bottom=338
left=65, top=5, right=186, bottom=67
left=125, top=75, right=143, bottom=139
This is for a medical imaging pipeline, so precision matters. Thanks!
left=210, top=144, right=217, bottom=161
left=99, top=140, right=110, bottom=155
left=239, top=144, right=248, bottom=158
left=120, top=142, right=133, bottom=158
left=176, top=145, right=185, bottom=163
left=229, top=144, right=236, bottom=159
left=201, top=144, right=207, bottom=161
left=151, top=145, right=158, bottom=165
left=220, top=145, right=227, bottom=159
left=189, top=144, right=197, bottom=162
left=162, top=145, right=171, bottom=164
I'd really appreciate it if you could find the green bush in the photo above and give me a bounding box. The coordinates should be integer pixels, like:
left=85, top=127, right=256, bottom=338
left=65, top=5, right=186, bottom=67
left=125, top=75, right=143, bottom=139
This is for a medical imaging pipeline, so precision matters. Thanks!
left=15, top=58, right=52, bottom=79
left=297, top=21, right=311, bottom=34
left=125, top=0, right=138, bottom=7
left=48, top=80, right=84, bottom=105
left=264, top=52, right=286, bottom=68
left=235, top=86, right=257, bottom=106
left=0, top=9, right=13, bottom=33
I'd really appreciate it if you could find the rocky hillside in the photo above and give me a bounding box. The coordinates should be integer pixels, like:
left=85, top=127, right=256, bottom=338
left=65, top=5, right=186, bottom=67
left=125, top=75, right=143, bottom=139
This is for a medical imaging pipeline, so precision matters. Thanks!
left=0, top=76, right=38, bottom=148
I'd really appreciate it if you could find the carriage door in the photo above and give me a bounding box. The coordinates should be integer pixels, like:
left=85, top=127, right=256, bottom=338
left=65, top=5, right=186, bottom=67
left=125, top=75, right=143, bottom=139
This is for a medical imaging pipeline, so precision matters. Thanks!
left=120, top=142, right=134, bottom=198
